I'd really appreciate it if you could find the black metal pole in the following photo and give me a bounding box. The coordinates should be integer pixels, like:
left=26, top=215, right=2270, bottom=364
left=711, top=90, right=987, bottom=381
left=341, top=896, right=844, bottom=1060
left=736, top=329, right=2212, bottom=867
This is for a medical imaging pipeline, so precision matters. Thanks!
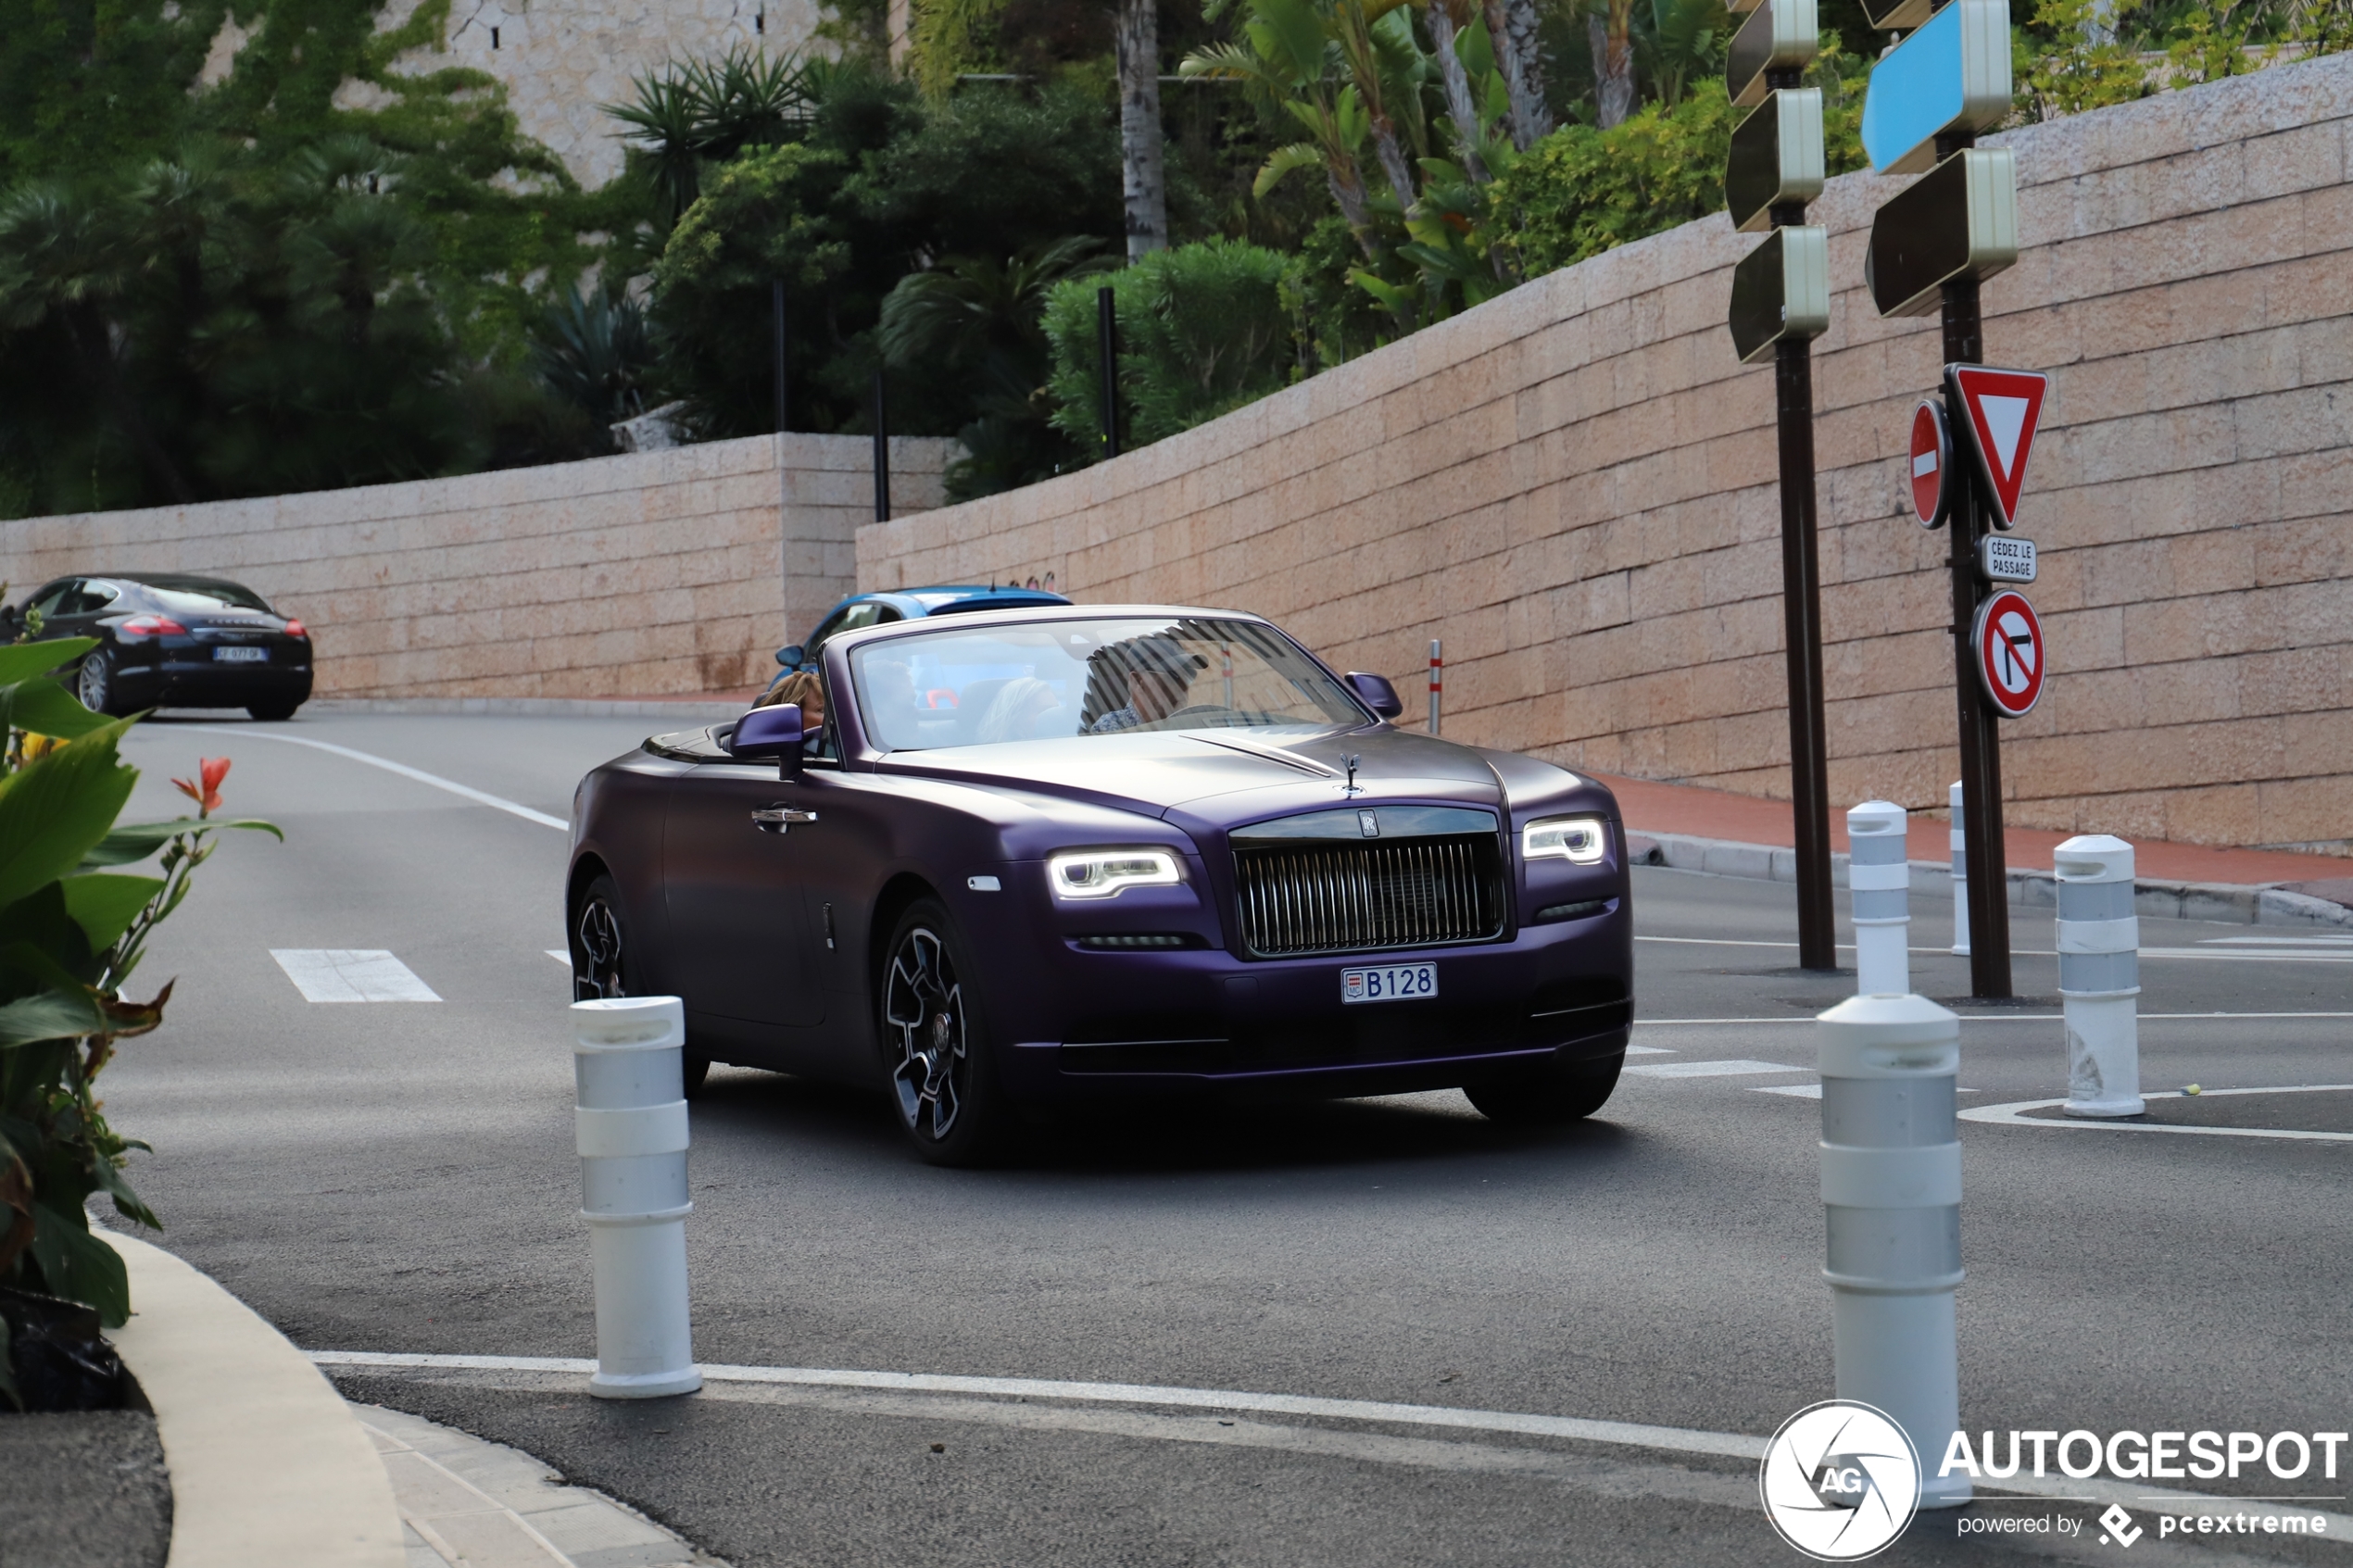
left=1937, top=133, right=2012, bottom=998
left=1096, top=284, right=1120, bottom=461
left=872, top=364, right=890, bottom=523
left=772, top=279, right=788, bottom=433
left=1760, top=97, right=1835, bottom=973
left=1775, top=331, right=1836, bottom=972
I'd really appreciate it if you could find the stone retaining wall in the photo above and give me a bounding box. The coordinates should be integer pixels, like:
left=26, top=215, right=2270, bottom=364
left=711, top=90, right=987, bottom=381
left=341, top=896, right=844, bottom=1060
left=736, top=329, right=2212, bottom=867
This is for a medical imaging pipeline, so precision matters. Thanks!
left=857, top=56, right=2353, bottom=856
left=0, top=434, right=952, bottom=700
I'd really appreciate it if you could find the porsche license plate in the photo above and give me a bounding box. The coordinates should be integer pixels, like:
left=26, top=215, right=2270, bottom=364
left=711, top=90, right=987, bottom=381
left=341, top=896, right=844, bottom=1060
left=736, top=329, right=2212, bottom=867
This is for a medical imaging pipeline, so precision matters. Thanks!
left=1341, top=963, right=1436, bottom=1004
left=213, top=646, right=267, bottom=662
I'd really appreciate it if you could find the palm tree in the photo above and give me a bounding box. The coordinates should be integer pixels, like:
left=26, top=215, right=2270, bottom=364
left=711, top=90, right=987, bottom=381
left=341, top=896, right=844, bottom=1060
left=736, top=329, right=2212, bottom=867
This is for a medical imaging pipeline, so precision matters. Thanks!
left=1116, top=0, right=1170, bottom=257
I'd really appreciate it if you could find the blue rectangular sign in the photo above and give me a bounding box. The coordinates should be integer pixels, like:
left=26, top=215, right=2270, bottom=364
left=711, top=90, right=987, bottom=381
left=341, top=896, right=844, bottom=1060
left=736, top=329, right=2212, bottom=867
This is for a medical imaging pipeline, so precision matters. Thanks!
left=1859, top=0, right=2014, bottom=173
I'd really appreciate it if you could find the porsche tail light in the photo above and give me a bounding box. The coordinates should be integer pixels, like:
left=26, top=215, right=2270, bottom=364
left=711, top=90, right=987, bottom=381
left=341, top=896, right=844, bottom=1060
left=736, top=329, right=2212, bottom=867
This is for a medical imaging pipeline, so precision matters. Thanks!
left=120, top=615, right=187, bottom=637
left=283, top=619, right=308, bottom=638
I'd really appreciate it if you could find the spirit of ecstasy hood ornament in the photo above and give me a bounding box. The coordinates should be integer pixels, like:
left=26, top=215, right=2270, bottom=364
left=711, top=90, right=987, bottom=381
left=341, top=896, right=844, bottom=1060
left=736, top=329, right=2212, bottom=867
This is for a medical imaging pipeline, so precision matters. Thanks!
left=1340, top=754, right=1362, bottom=796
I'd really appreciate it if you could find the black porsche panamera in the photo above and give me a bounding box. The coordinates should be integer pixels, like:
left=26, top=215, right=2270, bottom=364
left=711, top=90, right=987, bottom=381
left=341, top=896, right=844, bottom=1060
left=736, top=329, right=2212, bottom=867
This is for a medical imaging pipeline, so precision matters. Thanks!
left=1, top=573, right=313, bottom=720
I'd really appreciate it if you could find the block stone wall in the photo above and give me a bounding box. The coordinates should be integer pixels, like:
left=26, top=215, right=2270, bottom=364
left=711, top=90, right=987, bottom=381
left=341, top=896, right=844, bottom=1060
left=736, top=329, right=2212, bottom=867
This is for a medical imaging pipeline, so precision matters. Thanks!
left=859, top=55, right=2353, bottom=857
left=0, top=435, right=951, bottom=700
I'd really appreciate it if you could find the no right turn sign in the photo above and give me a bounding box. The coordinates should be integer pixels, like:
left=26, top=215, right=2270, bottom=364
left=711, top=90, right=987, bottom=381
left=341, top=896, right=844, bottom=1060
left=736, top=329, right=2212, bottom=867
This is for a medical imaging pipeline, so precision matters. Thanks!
left=1973, top=589, right=2045, bottom=717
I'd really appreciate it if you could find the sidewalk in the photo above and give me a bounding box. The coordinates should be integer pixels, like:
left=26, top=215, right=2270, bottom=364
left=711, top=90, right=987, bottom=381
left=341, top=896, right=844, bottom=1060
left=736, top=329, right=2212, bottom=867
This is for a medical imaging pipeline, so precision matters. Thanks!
left=1593, top=771, right=2351, bottom=896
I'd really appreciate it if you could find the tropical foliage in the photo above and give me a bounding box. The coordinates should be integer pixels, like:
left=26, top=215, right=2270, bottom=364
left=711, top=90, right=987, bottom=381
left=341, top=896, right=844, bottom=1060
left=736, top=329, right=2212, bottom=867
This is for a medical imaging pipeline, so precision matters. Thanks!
left=1041, top=237, right=1296, bottom=452
left=0, top=639, right=276, bottom=1403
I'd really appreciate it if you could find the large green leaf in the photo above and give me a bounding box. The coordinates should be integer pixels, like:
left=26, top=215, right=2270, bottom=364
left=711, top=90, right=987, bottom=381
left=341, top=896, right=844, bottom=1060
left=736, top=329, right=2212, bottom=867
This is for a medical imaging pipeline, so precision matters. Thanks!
left=0, top=882, right=97, bottom=991
left=0, top=677, right=111, bottom=741
left=0, top=640, right=95, bottom=689
left=61, top=874, right=166, bottom=951
left=0, top=988, right=107, bottom=1047
left=0, top=720, right=136, bottom=910
left=80, top=816, right=283, bottom=870
left=26, top=1200, right=131, bottom=1326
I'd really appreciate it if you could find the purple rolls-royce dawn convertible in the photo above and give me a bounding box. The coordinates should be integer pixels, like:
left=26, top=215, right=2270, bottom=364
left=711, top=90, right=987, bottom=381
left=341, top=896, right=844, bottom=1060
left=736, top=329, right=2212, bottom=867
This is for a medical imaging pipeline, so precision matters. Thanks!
left=566, top=606, right=1633, bottom=1164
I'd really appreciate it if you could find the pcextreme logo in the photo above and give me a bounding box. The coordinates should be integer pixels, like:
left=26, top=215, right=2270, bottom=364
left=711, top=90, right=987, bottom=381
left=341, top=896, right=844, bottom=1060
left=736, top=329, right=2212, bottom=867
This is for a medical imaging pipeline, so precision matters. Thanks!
left=1759, top=1401, right=1921, bottom=1562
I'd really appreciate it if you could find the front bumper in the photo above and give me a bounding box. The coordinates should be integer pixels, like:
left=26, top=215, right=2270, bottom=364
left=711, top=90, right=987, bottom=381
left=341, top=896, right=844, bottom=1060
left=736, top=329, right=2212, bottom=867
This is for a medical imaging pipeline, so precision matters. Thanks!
left=975, top=895, right=1633, bottom=1103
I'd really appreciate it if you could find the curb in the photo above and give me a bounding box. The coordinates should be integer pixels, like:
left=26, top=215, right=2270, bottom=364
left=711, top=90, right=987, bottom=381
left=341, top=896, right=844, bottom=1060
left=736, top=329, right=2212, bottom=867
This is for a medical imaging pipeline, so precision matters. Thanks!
left=298, top=697, right=749, bottom=721
left=1625, top=831, right=2353, bottom=931
left=100, top=1230, right=405, bottom=1568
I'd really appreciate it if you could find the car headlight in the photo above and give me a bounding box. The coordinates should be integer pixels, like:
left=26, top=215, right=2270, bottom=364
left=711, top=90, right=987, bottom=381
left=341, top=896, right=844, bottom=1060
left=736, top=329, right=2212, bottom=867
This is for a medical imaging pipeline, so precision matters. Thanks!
left=1522, top=815, right=1608, bottom=866
left=1048, top=848, right=1183, bottom=899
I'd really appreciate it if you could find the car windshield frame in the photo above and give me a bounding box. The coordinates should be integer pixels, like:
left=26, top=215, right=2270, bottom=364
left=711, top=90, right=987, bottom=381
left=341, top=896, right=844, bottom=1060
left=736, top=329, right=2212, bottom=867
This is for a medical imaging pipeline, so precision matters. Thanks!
left=847, top=614, right=1372, bottom=754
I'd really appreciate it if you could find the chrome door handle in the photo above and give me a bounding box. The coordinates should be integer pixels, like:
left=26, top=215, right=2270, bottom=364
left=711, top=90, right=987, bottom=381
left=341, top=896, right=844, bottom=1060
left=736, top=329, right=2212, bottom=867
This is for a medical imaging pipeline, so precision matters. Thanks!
left=750, top=806, right=818, bottom=834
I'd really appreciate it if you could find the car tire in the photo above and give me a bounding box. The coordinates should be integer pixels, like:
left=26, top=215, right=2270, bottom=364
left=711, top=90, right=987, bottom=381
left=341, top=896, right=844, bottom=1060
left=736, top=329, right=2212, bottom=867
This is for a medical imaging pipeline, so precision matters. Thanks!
left=571, top=872, right=711, bottom=1097
left=1463, top=1050, right=1624, bottom=1126
left=246, top=701, right=300, bottom=721
left=879, top=897, right=1018, bottom=1167
left=76, top=651, right=116, bottom=717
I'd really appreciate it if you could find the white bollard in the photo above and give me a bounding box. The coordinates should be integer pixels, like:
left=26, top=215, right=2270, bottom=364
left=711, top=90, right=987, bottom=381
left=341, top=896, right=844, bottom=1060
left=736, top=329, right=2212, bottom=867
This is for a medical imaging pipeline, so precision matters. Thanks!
left=1846, top=801, right=1911, bottom=997
left=1818, top=993, right=1970, bottom=1508
left=573, top=997, right=701, bottom=1399
left=1948, top=782, right=1969, bottom=957
left=2054, top=835, right=2144, bottom=1118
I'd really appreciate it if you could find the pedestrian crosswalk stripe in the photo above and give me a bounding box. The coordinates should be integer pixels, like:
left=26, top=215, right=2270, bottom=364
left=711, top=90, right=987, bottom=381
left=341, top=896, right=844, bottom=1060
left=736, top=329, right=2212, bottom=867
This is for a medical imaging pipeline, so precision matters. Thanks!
left=547, top=949, right=571, bottom=965
left=271, top=950, right=442, bottom=1003
left=1625, top=1059, right=1806, bottom=1078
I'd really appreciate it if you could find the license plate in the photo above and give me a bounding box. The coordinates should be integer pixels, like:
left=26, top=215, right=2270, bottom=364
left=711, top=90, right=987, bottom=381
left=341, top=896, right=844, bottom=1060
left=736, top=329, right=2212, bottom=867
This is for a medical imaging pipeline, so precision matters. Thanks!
left=212, top=646, right=267, bottom=662
left=1341, top=963, right=1437, bottom=1004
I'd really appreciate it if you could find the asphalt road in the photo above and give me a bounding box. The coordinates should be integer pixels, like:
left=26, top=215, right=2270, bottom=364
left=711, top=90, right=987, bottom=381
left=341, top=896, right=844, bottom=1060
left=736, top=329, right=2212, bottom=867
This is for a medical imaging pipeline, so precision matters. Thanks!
left=96, top=712, right=2353, bottom=1567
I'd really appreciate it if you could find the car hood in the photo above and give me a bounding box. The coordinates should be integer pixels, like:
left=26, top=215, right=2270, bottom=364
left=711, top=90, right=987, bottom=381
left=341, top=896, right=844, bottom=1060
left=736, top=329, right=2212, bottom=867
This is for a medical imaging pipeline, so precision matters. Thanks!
left=877, top=725, right=1514, bottom=829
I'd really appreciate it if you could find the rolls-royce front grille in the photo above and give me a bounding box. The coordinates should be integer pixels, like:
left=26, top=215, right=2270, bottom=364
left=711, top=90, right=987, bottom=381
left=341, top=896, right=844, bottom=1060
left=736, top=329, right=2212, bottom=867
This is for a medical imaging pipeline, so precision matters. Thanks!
left=1234, top=834, right=1504, bottom=957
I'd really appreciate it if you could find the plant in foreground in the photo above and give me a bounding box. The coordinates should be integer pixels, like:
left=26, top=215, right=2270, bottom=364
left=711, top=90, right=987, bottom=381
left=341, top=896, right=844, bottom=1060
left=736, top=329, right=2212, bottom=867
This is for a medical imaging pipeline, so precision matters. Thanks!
left=0, top=646, right=277, bottom=1408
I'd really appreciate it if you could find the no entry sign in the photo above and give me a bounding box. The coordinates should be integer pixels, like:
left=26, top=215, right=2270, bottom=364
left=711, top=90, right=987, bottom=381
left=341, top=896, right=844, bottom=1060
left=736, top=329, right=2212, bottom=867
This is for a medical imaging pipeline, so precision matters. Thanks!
left=1972, top=589, right=2045, bottom=717
left=1908, top=399, right=1952, bottom=527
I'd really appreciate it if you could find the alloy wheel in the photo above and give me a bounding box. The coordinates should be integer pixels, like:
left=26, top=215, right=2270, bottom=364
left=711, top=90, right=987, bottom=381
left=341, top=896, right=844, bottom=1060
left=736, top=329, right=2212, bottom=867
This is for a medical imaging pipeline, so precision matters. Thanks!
left=78, top=654, right=108, bottom=715
left=884, top=926, right=966, bottom=1141
left=574, top=895, right=625, bottom=1001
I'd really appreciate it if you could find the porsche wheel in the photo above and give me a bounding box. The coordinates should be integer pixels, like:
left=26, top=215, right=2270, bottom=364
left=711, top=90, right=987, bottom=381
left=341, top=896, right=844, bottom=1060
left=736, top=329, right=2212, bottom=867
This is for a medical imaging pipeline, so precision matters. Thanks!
left=572, top=873, right=710, bottom=1096
left=881, top=899, right=1013, bottom=1166
left=77, top=651, right=116, bottom=716
left=1464, top=1050, right=1623, bottom=1125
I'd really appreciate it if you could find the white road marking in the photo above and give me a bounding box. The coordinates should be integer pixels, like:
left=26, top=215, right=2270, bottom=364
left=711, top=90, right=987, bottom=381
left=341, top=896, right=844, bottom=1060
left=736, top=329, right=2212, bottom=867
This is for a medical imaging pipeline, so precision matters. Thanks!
left=176, top=727, right=569, bottom=830
left=1638, top=1012, right=2353, bottom=1024
left=1623, top=1045, right=1674, bottom=1055
left=1961, top=1085, right=2353, bottom=1142
left=547, top=949, right=571, bottom=965
left=1624, top=1060, right=1806, bottom=1079
left=307, top=1351, right=2353, bottom=1541
left=1642, top=934, right=2353, bottom=964
left=271, top=949, right=442, bottom=1003
left=311, top=1350, right=1767, bottom=1461
left=2201, top=935, right=2353, bottom=946
left=1748, top=1085, right=1983, bottom=1099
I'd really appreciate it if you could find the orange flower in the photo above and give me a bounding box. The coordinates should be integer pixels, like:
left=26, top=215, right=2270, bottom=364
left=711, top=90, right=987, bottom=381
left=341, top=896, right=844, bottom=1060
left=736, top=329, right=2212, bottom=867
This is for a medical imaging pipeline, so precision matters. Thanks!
left=172, top=756, right=231, bottom=816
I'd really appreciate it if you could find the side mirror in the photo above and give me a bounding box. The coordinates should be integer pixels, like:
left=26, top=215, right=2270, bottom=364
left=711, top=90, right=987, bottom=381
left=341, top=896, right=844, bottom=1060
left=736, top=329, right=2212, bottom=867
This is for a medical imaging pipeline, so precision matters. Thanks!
left=1347, top=672, right=1403, bottom=721
left=729, top=702, right=803, bottom=779
left=774, top=645, right=804, bottom=669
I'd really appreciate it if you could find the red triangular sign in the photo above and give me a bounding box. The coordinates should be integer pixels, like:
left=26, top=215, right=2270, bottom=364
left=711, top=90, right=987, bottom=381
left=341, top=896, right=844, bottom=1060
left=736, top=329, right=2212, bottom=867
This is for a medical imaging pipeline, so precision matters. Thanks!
left=1945, top=365, right=2048, bottom=529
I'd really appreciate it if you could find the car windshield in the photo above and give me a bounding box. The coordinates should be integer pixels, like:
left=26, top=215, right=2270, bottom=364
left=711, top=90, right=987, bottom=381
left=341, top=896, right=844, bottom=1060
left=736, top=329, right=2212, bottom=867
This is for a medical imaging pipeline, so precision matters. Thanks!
left=133, top=580, right=274, bottom=613
left=849, top=616, right=1366, bottom=752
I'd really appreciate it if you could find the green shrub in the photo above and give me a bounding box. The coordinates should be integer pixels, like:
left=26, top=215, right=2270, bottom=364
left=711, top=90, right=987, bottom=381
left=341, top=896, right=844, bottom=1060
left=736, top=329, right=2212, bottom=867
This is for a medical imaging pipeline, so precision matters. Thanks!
left=1042, top=238, right=1295, bottom=456
left=1490, top=51, right=1866, bottom=280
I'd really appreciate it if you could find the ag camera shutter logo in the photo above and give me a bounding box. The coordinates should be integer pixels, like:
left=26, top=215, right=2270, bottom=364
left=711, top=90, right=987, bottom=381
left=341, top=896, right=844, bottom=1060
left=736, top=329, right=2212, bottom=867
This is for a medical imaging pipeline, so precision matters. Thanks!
left=1760, top=1400, right=1922, bottom=1560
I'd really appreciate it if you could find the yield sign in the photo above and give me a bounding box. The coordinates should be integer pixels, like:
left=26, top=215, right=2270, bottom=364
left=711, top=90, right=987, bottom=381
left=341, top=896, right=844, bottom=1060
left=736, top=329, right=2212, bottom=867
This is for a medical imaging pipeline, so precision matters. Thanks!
left=1972, top=589, right=2045, bottom=717
left=1945, top=365, right=2047, bottom=529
